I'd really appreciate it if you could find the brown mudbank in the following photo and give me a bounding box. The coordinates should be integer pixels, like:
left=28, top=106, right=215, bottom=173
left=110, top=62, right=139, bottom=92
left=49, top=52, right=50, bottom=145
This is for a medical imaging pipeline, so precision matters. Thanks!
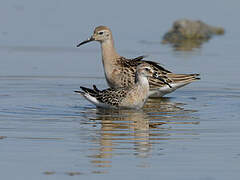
left=162, top=19, right=224, bottom=50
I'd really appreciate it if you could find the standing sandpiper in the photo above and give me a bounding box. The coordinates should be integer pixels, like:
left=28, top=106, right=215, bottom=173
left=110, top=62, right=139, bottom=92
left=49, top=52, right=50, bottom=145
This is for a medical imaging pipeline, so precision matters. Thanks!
left=77, top=26, right=200, bottom=97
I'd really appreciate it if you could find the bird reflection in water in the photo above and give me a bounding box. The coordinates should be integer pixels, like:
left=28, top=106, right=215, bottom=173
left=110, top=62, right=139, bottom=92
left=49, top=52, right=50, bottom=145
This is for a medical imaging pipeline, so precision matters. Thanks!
left=81, top=97, right=199, bottom=173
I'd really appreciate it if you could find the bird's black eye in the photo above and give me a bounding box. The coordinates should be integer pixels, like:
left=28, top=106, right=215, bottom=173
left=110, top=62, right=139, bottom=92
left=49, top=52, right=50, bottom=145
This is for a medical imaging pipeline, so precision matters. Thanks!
left=98, top=31, right=104, bottom=35
left=145, top=68, right=150, bottom=71
left=153, top=72, right=158, bottom=77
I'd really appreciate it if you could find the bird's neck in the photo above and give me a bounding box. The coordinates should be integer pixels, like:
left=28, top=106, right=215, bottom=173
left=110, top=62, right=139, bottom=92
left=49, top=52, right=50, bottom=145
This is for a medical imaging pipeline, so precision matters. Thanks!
left=100, top=39, right=120, bottom=65
left=135, top=73, right=149, bottom=88
left=100, top=38, right=120, bottom=82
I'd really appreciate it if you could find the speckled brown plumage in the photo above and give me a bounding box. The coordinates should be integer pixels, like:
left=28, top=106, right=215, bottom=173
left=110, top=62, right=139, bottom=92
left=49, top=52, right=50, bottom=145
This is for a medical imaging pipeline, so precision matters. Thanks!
left=113, top=55, right=199, bottom=90
left=79, top=86, right=129, bottom=107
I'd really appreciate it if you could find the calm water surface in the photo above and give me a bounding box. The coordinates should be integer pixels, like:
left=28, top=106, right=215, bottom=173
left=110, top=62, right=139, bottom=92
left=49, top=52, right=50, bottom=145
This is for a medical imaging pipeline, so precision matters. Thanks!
left=1, top=0, right=240, bottom=179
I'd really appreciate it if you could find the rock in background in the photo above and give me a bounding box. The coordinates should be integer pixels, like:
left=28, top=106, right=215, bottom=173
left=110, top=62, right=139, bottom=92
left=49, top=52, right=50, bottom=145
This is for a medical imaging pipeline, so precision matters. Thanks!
left=162, top=19, right=224, bottom=51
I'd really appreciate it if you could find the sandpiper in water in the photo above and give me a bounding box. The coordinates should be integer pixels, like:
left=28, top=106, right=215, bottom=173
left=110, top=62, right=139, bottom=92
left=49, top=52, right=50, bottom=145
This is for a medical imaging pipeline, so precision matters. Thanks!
left=75, top=63, right=171, bottom=109
left=77, top=26, right=200, bottom=97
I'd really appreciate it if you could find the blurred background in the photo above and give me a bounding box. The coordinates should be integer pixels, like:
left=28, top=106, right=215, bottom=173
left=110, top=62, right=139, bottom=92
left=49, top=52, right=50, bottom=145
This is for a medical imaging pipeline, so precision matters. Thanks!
left=1, top=0, right=239, bottom=78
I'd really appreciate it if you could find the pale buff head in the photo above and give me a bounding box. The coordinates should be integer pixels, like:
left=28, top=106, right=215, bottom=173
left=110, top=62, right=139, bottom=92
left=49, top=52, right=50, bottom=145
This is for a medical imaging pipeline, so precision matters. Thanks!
left=77, top=26, right=113, bottom=47
left=136, top=63, right=155, bottom=78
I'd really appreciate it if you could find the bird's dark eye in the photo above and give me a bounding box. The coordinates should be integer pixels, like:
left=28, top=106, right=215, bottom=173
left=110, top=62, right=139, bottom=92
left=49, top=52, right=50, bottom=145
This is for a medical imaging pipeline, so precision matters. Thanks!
left=98, top=31, right=104, bottom=35
left=145, top=68, right=150, bottom=71
left=153, top=72, right=158, bottom=77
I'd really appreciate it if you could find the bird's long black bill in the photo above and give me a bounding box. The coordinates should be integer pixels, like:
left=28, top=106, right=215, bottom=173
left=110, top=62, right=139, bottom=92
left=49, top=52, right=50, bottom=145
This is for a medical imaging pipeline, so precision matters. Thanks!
left=153, top=73, right=172, bottom=88
left=76, top=37, right=93, bottom=47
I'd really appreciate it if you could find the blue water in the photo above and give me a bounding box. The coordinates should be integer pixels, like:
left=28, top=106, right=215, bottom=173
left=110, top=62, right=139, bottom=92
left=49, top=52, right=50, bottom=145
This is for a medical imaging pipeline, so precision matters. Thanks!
left=1, top=0, right=240, bottom=179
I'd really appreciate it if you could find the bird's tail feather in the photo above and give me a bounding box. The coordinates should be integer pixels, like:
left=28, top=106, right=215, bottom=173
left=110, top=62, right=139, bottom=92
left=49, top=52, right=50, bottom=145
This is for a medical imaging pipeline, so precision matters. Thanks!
left=74, top=90, right=84, bottom=95
left=168, top=73, right=200, bottom=82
